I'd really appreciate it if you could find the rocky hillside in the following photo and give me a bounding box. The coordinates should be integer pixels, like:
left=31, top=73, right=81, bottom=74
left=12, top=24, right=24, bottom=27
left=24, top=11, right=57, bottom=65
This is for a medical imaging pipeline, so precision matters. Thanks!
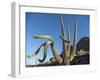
left=77, top=37, right=89, bottom=52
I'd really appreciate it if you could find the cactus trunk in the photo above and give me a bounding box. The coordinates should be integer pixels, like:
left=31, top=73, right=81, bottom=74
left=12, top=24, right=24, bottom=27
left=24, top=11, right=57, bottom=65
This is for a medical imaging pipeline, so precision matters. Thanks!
left=60, top=14, right=69, bottom=65
left=66, top=23, right=70, bottom=64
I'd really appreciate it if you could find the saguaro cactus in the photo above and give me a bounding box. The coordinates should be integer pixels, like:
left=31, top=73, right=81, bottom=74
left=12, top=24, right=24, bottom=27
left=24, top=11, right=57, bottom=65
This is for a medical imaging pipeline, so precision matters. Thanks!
left=60, top=17, right=77, bottom=62
left=28, top=15, right=77, bottom=65
left=59, top=15, right=72, bottom=65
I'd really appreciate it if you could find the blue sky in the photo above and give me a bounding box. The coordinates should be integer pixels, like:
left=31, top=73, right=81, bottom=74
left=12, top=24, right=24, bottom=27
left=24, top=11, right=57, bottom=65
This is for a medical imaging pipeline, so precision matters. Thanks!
left=25, top=12, right=89, bottom=65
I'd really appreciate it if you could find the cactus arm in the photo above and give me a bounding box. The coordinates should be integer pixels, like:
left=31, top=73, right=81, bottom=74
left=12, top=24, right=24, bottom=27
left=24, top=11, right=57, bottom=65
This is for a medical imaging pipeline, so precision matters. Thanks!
left=33, top=35, right=53, bottom=41
left=59, top=14, right=68, bottom=64
left=60, top=35, right=70, bottom=43
left=50, top=43, right=63, bottom=64
left=33, top=35, right=63, bottom=64
left=70, top=17, right=77, bottom=61
left=38, top=44, right=48, bottom=63
left=35, top=43, right=46, bottom=55
left=67, top=23, right=70, bottom=57
left=38, top=40, right=52, bottom=63
left=27, top=43, right=45, bottom=59
left=59, top=14, right=65, bottom=36
left=65, top=23, right=70, bottom=64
